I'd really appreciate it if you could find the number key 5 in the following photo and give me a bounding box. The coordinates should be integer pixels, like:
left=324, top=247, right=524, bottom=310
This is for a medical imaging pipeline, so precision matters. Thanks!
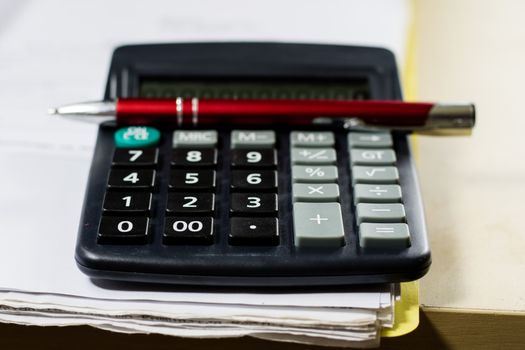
left=169, top=170, right=216, bottom=190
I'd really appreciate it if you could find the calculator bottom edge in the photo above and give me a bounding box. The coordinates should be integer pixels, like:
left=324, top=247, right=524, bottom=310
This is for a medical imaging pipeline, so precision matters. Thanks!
left=76, top=261, right=430, bottom=287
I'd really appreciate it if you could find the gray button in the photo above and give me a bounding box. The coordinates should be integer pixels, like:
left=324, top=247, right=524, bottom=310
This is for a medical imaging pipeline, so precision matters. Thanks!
left=292, top=165, right=338, bottom=183
left=290, top=131, right=334, bottom=147
left=350, top=149, right=396, bottom=165
left=173, top=130, right=218, bottom=148
left=352, top=166, right=399, bottom=185
left=291, top=148, right=337, bottom=165
left=231, top=130, right=275, bottom=148
left=354, top=184, right=402, bottom=204
left=348, top=132, right=393, bottom=148
left=356, top=203, right=406, bottom=224
left=293, top=202, right=345, bottom=248
left=293, top=183, right=340, bottom=202
left=359, top=223, right=411, bottom=249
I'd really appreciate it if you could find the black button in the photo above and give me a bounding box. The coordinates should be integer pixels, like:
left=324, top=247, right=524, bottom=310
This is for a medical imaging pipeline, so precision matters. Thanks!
left=107, top=169, right=155, bottom=189
left=166, top=193, right=215, bottom=214
left=169, top=170, right=216, bottom=190
left=102, top=192, right=152, bottom=214
left=230, top=193, right=278, bottom=215
left=97, top=217, right=149, bottom=244
left=163, top=217, right=214, bottom=244
left=112, top=148, right=158, bottom=167
left=229, top=217, right=279, bottom=246
left=230, top=170, right=277, bottom=191
left=172, top=148, right=217, bottom=167
left=231, top=149, right=276, bottom=168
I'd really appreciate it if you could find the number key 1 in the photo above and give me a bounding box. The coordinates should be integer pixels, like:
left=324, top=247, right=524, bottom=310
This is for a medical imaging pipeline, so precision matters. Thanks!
left=102, top=192, right=152, bottom=214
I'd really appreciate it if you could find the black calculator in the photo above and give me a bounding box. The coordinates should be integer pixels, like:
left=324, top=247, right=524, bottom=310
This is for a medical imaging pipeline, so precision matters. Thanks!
left=75, top=43, right=431, bottom=286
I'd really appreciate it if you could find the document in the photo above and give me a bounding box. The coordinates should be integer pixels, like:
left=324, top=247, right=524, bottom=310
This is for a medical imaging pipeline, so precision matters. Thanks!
left=0, top=0, right=410, bottom=347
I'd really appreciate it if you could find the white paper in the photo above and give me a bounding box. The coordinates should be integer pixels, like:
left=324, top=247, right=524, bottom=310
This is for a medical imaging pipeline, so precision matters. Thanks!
left=0, top=0, right=409, bottom=346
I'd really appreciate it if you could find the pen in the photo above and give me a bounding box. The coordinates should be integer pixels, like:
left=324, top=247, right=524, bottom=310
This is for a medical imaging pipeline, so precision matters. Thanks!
left=49, top=98, right=475, bottom=133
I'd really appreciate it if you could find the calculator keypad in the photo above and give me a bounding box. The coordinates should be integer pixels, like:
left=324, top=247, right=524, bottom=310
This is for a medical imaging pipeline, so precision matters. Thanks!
left=97, top=127, right=412, bottom=252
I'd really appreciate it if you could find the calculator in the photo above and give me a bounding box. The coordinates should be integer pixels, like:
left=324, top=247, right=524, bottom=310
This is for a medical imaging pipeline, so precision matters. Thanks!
left=75, top=43, right=431, bottom=286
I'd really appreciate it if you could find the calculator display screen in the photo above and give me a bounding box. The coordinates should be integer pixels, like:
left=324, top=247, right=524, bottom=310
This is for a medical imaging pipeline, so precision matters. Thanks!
left=139, top=79, right=370, bottom=100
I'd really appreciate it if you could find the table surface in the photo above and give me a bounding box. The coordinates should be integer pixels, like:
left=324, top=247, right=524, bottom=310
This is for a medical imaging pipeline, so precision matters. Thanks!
left=413, top=0, right=525, bottom=314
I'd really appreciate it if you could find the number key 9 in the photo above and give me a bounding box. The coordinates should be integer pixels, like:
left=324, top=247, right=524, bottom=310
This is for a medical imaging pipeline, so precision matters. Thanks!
left=231, top=149, right=277, bottom=168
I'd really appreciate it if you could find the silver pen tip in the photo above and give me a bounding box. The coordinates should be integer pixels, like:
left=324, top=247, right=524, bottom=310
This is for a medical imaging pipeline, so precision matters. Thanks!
left=48, top=108, right=58, bottom=115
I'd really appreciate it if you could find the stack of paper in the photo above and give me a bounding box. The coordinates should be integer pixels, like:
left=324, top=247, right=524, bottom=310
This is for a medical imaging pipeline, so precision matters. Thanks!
left=0, top=283, right=398, bottom=347
left=0, top=0, right=411, bottom=347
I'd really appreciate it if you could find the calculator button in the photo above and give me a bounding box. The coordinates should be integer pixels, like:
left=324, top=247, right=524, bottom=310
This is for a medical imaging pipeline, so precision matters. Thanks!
left=114, top=126, right=160, bottom=148
left=348, top=132, right=393, bottom=148
left=107, top=169, right=155, bottom=189
left=231, top=149, right=277, bottom=168
left=351, top=166, right=399, bottom=184
left=290, top=131, right=334, bottom=147
left=231, top=130, right=276, bottom=149
left=169, top=170, right=216, bottom=190
left=292, top=165, right=338, bottom=183
left=173, top=130, right=218, bottom=148
left=230, top=170, right=277, bottom=191
left=97, top=217, right=149, bottom=244
left=229, top=217, right=279, bottom=246
left=166, top=193, right=215, bottom=214
left=353, top=184, right=402, bottom=204
left=293, top=203, right=345, bottom=248
left=112, top=148, right=159, bottom=167
left=359, top=223, right=411, bottom=249
left=291, top=148, right=337, bottom=165
left=350, top=149, right=396, bottom=165
left=292, top=184, right=340, bottom=202
left=355, top=203, right=406, bottom=224
left=172, top=149, right=217, bottom=167
left=102, top=192, right=152, bottom=214
left=163, top=217, right=214, bottom=245
left=230, top=193, right=278, bottom=215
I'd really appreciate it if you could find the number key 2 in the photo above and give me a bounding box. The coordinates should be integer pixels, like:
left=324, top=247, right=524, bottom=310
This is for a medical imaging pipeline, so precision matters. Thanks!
left=166, top=193, right=215, bottom=214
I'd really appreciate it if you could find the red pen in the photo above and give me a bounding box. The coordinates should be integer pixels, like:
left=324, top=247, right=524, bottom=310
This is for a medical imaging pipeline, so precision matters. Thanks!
left=50, top=98, right=475, bottom=134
